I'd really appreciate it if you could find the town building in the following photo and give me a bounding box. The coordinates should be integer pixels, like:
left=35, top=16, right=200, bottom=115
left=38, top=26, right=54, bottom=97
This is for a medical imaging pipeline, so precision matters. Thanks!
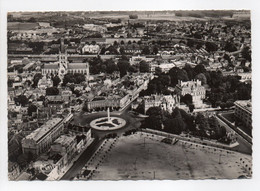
left=21, top=118, right=64, bottom=156
left=234, top=100, right=252, bottom=129
left=237, top=72, right=252, bottom=83
left=143, top=94, right=180, bottom=114
left=85, top=94, right=129, bottom=111
left=38, top=76, right=53, bottom=89
left=175, top=79, right=206, bottom=108
left=8, top=162, right=21, bottom=180
left=156, top=63, right=175, bottom=73
left=82, top=44, right=100, bottom=54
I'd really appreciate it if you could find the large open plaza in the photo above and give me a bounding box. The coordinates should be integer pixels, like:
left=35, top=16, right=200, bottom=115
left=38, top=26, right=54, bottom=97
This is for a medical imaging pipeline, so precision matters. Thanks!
left=88, top=132, right=251, bottom=180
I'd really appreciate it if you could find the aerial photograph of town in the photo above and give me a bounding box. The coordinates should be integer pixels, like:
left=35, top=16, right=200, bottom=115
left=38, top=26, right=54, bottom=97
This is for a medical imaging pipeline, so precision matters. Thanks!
left=7, top=10, right=252, bottom=181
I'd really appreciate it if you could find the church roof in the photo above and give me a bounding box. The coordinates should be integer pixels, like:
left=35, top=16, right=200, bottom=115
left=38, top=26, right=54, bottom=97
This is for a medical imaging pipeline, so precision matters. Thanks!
left=67, top=63, right=88, bottom=69
left=43, top=63, right=59, bottom=69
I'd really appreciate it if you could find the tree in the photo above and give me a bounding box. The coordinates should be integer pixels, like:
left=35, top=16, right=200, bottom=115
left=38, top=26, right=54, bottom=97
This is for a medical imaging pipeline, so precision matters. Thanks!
left=52, top=75, right=61, bottom=87
left=205, top=42, right=218, bottom=52
left=46, top=87, right=59, bottom=95
left=107, top=45, right=119, bottom=54
left=237, top=83, right=251, bottom=100
left=165, top=107, right=185, bottom=134
left=180, top=94, right=193, bottom=105
left=14, top=95, right=28, bottom=107
left=32, top=73, right=42, bottom=88
left=142, top=115, right=161, bottom=130
left=129, top=65, right=138, bottom=73
left=139, top=60, right=150, bottom=73
left=117, top=59, right=130, bottom=77
left=241, top=46, right=251, bottom=62
left=194, top=64, right=207, bottom=76
left=164, top=118, right=184, bottom=135
left=183, top=64, right=194, bottom=80
left=129, top=14, right=138, bottom=19
left=28, top=104, right=37, bottom=116
left=17, top=154, right=29, bottom=168
left=100, top=47, right=106, bottom=54
left=156, top=26, right=162, bottom=32
left=62, top=73, right=86, bottom=86
left=208, top=71, right=223, bottom=88
left=146, top=106, right=161, bottom=116
left=28, top=17, right=36, bottom=22
left=224, top=41, right=238, bottom=52
left=153, top=46, right=159, bottom=55
left=119, top=47, right=125, bottom=55
left=187, top=39, right=195, bottom=48
left=195, top=73, right=207, bottom=85
left=8, top=79, right=14, bottom=87
left=106, top=60, right=118, bottom=74
left=142, top=46, right=150, bottom=55
left=195, top=113, right=205, bottom=125
left=188, top=104, right=195, bottom=113
left=169, top=67, right=189, bottom=86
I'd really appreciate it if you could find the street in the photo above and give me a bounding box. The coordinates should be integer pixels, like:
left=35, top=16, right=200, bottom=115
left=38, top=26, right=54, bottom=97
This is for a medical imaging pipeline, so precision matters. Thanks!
left=60, top=138, right=104, bottom=180
left=216, top=116, right=252, bottom=155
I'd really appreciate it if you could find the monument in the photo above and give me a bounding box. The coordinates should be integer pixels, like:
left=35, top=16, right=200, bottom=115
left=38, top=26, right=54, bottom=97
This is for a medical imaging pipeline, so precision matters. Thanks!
left=107, top=107, right=111, bottom=122
left=90, top=107, right=126, bottom=131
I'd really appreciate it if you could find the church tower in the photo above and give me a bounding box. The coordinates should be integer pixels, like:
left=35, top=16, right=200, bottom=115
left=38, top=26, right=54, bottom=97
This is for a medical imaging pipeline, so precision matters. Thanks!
left=58, top=38, right=68, bottom=79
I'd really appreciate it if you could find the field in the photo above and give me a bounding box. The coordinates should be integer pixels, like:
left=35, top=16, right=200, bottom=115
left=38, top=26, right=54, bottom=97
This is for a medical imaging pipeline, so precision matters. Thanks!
left=89, top=13, right=208, bottom=21
left=8, top=22, right=39, bottom=30
left=90, top=132, right=252, bottom=180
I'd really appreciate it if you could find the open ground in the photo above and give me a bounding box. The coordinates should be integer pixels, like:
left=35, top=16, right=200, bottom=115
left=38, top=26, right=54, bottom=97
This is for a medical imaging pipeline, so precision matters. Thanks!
left=89, top=132, right=252, bottom=180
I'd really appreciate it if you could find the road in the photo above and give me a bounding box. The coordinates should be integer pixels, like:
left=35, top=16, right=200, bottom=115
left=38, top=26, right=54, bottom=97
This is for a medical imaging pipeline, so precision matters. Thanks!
left=216, top=115, right=252, bottom=155
left=61, top=138, right=104, bottom=180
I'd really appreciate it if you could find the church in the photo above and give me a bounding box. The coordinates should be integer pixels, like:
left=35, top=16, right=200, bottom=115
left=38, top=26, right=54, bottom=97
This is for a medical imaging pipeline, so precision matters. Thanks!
left=42, top=38, right=89, bottom=80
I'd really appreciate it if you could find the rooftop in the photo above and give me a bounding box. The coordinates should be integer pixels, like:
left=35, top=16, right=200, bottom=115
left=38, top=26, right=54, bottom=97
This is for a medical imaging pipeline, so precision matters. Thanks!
left=235, top=100, right=252, bottom=113
left=25, top=118, right=63, bottom=143
left=43, top=63, right=59, bottom=70
left=67, top=63, right=88, bottom=69
left=54, top=134, right=75, bottom=147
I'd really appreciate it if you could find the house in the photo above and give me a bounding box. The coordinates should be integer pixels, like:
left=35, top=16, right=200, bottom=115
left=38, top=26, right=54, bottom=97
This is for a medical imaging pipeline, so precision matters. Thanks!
left=175, top=79, right=206, bottom=108
left=143, top=94, right=180, bottom=114
left=82, top=44, right=100, bottom=54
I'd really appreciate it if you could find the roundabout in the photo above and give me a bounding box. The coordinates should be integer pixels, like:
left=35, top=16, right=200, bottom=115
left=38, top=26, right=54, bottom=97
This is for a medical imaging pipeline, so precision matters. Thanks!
left=90, top=108, right=126, bottom=131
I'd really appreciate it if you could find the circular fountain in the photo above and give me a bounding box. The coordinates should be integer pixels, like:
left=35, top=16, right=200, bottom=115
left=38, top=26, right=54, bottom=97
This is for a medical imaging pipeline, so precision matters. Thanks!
left=90, top=108, right=126, bottom=131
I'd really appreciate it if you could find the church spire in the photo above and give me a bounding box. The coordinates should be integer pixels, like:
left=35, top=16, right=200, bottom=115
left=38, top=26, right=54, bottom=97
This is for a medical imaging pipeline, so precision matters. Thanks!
left=60, top=37, right=65, bottom=53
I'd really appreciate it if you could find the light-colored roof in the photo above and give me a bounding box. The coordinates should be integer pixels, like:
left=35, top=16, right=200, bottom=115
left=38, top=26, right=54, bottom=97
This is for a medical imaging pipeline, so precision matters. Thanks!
left=54, top=135, right=75, bottom=147
left=43, top=63, right=59, bottom=70
left=67, top=63, right=88, bottom=69
left=25, top=118, right=63, bottom=143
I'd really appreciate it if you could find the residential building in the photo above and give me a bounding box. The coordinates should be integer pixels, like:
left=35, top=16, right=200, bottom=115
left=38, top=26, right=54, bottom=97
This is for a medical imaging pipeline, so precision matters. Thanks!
left=143, top=94, right=180, bottom=114
left=234, top=100, right=252, bottom=129
left=175, top=79, right=206, bottom=108
left=156, top=63, right=175, bottom=73
left=8, top=162, right=21, bottom=180
left=38, top=76, right=53, bottom=89
left=82, top=44, right=100, bottom=54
